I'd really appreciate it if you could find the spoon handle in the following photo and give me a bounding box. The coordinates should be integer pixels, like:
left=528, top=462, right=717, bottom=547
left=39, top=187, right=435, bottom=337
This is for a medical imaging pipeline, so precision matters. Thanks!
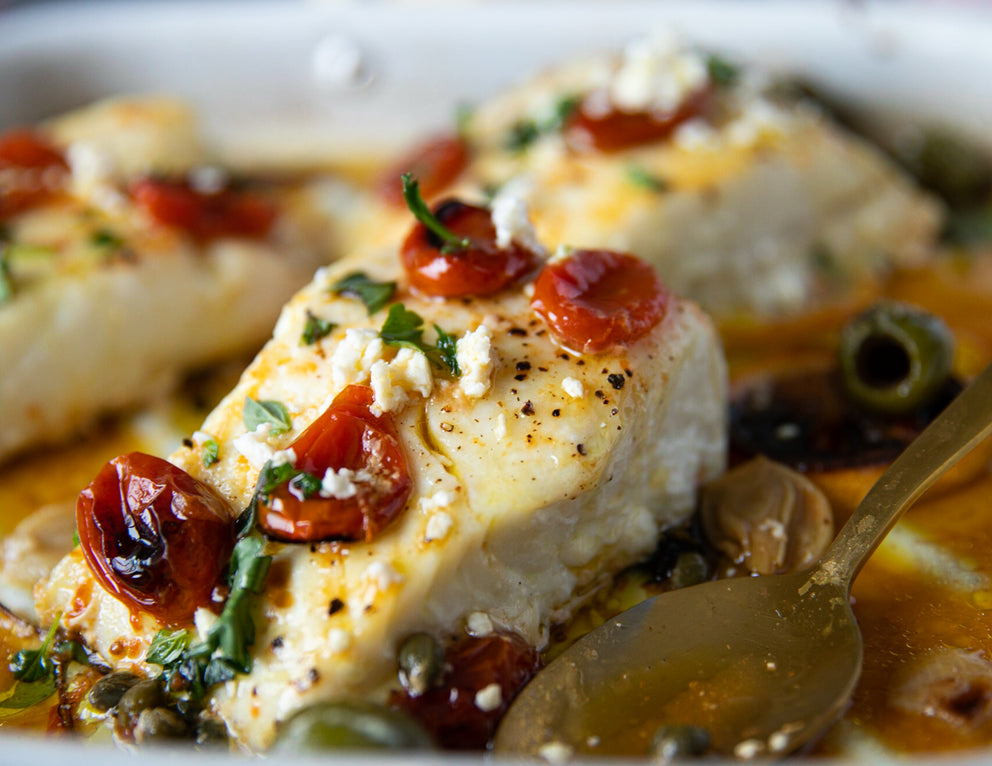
left=820, top=361, right=992, bottom=586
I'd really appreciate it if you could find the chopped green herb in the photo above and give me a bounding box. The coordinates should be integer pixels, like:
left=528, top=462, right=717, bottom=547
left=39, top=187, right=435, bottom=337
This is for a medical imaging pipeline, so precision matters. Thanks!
left=146, top=629, right=191, bottom=667
left=288, top=472, right=323, bottom=500
left=256, top=459, right=300, bottom=501
left=71, top=529, right=79, bottom=547
left=379, top=303, right=461, bottom=376
left=434, top=324, right=460, bottom=377
left=0, top=615, right=62, bottom=716
left=202, top=436, right=220, bottom=467
left=0, top=675, right=57, bottom=715
left=331, top=272, right=396, bottom=316
left=52, top=640, right=90, bottom=667
left=301, top=310, right=336, bottom=346
left=626, top=165, right=670, bottom=193
left=401, top=173, right=470, bottom=253
left=9, top=619, right=60, bottom=683
left=707, top=53, right=740, bottom=87
left=243, top=397, right=292, bottom=436
left=90, top=228, right=123, bottom=250
left=506, top=94, right=581, bottom=151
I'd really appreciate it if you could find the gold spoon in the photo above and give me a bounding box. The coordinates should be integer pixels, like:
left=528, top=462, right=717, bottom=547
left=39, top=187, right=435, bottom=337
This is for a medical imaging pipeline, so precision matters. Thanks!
left=495, top=361, right=992, bottom=760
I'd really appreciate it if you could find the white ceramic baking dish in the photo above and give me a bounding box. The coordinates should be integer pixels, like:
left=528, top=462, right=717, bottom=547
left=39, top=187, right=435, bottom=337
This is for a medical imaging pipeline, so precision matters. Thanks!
left=2, top=1, right=992, bottom=764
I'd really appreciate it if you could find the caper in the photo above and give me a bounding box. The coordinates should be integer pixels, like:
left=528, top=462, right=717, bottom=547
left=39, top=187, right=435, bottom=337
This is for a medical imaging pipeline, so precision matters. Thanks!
left=195, top=717, right=230, bottom=747
left=87, top=671, right=141, bottom=712
left=117, top=678, right=164, bottom=730
left=839, top=302, right=954, bottom=416
left=649, top=724, right=711, bottom=761
left=272, top=700, right=433, bottom=752
left=397, top=632, right=444, bottom=696
left=669, top=552, right=710, bottom=590
left=133, top=707, right=189, bottom=744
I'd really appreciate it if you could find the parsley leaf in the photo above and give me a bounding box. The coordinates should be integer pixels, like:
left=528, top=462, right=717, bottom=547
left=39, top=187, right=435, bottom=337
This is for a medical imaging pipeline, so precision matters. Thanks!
left=243, top=397, right=291, bottom=435
left=301, top=310, right=336, bottom=346
left=0, top=676, right=56, bottom=715
left=146, top=628, right=191, bottom=667
left=9, top=619, right=60, bottom=683
left=201, top=436, right=220, bottom=467
left=289, top=472, right=323, bottom=500
left=400, top=173, right=470, bottom=252
left=331, top=272, right=396, bottom=316
left=506, top=94, right=581, bottom=151
left=379, top=303, right=461, bottom=377
left=1, top=615, right=62, bottom=716
left=435, top=324, right=460, bottom=377
left=90, top=228, right=124, bottom=250
left=707, top=53, right=740, bottom=87
left=626, top=165, right=670, bottom=193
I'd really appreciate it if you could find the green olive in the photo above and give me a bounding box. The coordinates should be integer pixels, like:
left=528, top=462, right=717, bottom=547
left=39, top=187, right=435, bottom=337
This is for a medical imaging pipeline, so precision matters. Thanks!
left=839, top=302, right=954, bottom=416
left=649, top=723, right=711, bottom=760
left=668, top=552, right=710, bottom=590
left=272, top=701, right=433, bottom=752
left=397, top=632, right=445, bottom=696
left=87, top=671, right=141, bottom=712
left=133, top=707, right=189, bottom=744
left=116, top=678, right=164, bottom=730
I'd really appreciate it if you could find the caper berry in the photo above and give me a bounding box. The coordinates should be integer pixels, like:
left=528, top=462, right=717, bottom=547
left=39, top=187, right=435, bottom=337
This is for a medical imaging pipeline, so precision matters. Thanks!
left=839, top=302, right=954, bottom=416
left=397, top=632, right=445, bottom=696
left=87, top=671, right=141, bottom=712
left=195, top=717, right=230, bottom=747
left=134, top=707, right=189, bottom=744
left=650, top=724, right=711, bottom=761
left=272, top=700, right=433, bottom=752
left=669, top=552, right=710, bottom=590
left=117, top=678, right=164, bottom=730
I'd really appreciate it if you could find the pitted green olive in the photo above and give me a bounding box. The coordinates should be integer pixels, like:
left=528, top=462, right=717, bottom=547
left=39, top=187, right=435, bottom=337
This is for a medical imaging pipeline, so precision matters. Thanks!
left=839, top=302, right=954, bottom=416
left=273, top=700, right=433, bottom=752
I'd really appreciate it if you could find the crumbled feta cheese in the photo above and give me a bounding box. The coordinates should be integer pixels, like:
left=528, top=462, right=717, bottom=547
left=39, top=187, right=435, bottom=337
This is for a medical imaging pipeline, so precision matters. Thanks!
left=232, top=423, right=275, bottom=470
left=611, top=32, right=708, bottom=114
left=726, top=99, right=792, bottom=147
left=474, top=683, right=503, bottom=712
left=466, top=612, right=494, bottom=637
left=562, top=377, right=584, bottom=398
left=674, top=118, right=719, bottom=151
left=424, top=511, right=454, bottom=543
left=66, top=141, right=126, bottom=211
left=193, top=607, right=219, bottom=643
left=270, top=448, right=297, bottom=469
left=456, top=325, right=495, bottom=399
left=330, top=327, right=386, bottom=389
left=187, top=165, right=227, bottom=194
left=538, top=741, right=574, bottom=764
left=364, top=561, right=404, bottom=592
left=327, top=629, right=352, bottom=654
left=490, top=186, right=545, bottom=255
left=369, top=346, right=434, bottom=416
left=320, top=467, right=371, bottom=500
left=494, top=412, right=507, bottom=442
left=421, top=490, right=454, bottom=512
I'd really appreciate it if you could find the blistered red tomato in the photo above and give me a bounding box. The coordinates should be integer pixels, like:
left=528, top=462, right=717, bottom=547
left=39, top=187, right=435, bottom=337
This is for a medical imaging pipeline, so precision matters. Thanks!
left=257, top=385, right=412, bottom=543
left=531, top=249, right=669, bottom=353
left=401, top=200, right=539, bottom=298
left=76, top=452, right=236, bottom=625
left=565, top=87, right=712, bottom=152
left=390, top=632, right=541, bottom=750
left=0, top=129, right=69, bottom=219
left=131, top=178, right=277, bottom=241
left=376, top=135, right=469, bottom=208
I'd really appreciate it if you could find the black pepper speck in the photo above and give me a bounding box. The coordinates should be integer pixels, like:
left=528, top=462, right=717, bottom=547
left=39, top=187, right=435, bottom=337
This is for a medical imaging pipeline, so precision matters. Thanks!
left=607, top=373, right=626, bottom=390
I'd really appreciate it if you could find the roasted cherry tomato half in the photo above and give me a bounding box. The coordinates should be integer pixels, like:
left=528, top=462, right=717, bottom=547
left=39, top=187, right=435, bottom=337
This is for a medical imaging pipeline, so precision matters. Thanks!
left=389, top=632, right=541, bottom=750
left=0, top=129, right=69, bottom=219
left=76, top=452, right=236, bottom=625
left=375, top=135, right=469, bottom=208
left=565, top=87, right=711, bottom=153
left=257, top=385, right=412, bottom=543
left=131, top=178, right=277, bottom=241
left=531, top=249, right=669, bottom=354
left=401, top=200, right=539, bottom=298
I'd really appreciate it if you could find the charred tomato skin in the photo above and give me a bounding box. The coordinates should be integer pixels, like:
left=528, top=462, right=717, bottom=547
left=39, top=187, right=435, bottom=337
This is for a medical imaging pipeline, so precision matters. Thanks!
left=531, top=248, right=669, bottom=353
left=76, top=452, right=236, bottom=625
left=258, top=385, right=413, bottom=543
left=401, top=200, right=539, bottom=298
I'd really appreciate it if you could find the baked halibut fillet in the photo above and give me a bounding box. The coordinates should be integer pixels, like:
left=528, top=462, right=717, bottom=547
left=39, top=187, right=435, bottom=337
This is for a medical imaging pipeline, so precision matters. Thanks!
left=36, top=203, right=726, bottom=749
left=444, top=34, right=942, bottom=321
left=0, top=98, right=328, bottom=462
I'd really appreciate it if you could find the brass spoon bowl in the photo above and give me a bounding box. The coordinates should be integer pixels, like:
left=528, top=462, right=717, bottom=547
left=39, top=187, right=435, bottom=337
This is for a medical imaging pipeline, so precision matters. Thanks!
left=495, top=362, right=992, bottom=760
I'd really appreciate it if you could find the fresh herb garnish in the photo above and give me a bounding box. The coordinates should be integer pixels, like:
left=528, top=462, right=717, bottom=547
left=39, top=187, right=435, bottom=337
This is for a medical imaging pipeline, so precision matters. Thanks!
left=301, top=310, right=336, bottom=346
left=90, top=228, right=124, bottom=250
left=71, top=529, right=80, bottom=547
left=331, top=272, right=396, bottom=316
left=401, top=173, right=470, bottom=253
left=9, top=619, right=60, bottom=683
left=626, top=165, right=670, bottom=193
left=289, top=472, right=323, bottom=500
left=506, top=94, right=581, bottom=151
left=379, top=303, right=461, bottom=377
left=243, top=397, right=292, bottom=435
left=706, top=53, right=740, bottom=87
left=201, top=436, right=220, bottom=467
left=146, top=628, right=191, bottom=667
left=0, top=616, right=62, bottom=716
